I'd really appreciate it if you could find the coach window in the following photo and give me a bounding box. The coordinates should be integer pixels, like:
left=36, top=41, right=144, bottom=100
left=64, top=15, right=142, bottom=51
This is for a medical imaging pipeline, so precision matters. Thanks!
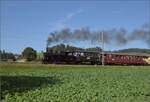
left=127, top=56, right=129, bottom=60
left=122, top=56, right=124, bottom=60
left=128, top=56, right=131, bottom=60
left=109, top=54, right=112, bottom=58
left=137, top=56, right=140, bottom=61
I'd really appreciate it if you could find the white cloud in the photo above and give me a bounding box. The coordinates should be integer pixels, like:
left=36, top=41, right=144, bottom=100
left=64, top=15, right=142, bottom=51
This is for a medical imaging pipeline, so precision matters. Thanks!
left=66, top=9, right=83, bottom=21
left=51, top=9, right=83, bottom=30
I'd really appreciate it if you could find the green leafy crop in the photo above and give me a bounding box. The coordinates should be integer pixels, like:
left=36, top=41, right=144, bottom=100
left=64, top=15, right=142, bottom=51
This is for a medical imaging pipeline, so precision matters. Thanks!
left=0, top=63, right=150, bottom=102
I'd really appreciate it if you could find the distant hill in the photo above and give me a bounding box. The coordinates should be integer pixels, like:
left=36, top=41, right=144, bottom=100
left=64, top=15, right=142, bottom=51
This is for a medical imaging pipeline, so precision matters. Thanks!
left=113, top=48, right=150, bottom=54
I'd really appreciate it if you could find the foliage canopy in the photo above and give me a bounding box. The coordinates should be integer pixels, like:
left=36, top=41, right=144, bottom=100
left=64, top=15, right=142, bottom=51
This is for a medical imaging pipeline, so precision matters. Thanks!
left=22, top=47, right=37, bottom=61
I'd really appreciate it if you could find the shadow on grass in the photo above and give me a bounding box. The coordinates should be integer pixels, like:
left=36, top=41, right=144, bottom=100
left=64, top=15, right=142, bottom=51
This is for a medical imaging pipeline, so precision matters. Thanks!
left=1, top=76, right=62, bottom=99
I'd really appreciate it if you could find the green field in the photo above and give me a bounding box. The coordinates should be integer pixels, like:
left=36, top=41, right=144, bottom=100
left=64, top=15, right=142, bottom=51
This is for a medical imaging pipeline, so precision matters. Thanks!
left=0, top=63, right=150, bottom=102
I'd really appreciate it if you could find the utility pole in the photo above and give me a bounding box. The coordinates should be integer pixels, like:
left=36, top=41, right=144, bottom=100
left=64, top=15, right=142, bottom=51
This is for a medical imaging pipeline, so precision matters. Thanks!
left=101, top=31, right=104, bottom=66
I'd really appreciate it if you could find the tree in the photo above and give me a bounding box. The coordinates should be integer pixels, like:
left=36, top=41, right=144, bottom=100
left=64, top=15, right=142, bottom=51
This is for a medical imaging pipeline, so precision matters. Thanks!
left=22, top=47, right=37, bottom=61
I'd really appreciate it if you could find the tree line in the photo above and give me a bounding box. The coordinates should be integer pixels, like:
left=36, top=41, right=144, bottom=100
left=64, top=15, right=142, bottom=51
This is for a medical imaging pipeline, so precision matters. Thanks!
left=0, top=47, right=37, bottom=62
left=1, top=44, right=150, bottom=62
left=0, top=50, right=16, bottom=61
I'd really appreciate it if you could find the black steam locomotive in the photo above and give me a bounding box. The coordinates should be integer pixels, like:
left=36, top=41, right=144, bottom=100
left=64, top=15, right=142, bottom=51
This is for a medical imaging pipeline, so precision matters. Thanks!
left=43, top=51, right=101, bottom=65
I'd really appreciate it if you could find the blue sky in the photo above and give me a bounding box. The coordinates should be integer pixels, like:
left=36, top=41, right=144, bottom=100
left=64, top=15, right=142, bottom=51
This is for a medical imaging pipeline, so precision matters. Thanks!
left=1, top=0, right=150, bottom=53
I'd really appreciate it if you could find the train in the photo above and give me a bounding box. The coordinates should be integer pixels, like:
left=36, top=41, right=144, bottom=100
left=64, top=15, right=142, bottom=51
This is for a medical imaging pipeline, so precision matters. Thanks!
left=42, top=50, right=150, bottom=65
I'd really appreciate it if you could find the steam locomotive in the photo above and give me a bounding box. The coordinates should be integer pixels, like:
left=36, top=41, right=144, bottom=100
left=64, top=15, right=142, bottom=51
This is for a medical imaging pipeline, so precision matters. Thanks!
left=43, top=50, right=150, bottom=65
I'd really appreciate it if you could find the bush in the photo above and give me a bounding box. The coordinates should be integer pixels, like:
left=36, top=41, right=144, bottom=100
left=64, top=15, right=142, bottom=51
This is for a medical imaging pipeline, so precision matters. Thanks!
left=22, top=47, right=37, bottom=61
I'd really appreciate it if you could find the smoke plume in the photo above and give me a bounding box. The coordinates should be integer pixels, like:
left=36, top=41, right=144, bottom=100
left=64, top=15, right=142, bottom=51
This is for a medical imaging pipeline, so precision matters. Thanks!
left=47, top=24, right=150, bottom=48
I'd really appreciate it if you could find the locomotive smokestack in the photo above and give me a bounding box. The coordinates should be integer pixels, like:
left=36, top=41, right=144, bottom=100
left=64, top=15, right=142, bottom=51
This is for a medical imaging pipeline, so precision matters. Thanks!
left=46, top=41, right=49, bottom=52
left=46, top=47, right=48, bottom=52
